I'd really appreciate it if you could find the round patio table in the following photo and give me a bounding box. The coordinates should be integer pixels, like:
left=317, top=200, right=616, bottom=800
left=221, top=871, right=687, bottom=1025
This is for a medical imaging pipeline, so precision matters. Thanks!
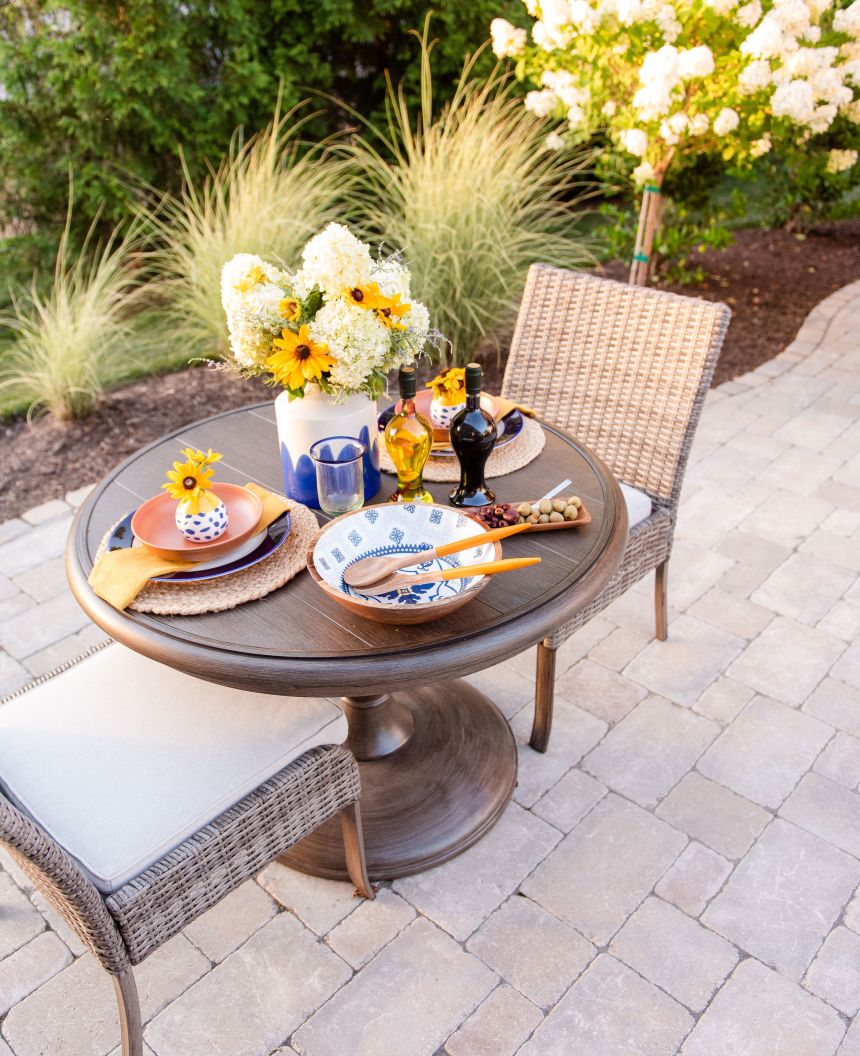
left=66, top=402, right=628, bottom=881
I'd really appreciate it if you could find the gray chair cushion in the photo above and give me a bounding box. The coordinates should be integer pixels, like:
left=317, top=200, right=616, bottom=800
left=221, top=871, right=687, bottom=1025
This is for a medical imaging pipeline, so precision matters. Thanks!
left=620, top=482, right=653, bottom=528
left=0, top=644, right=347, bottom=893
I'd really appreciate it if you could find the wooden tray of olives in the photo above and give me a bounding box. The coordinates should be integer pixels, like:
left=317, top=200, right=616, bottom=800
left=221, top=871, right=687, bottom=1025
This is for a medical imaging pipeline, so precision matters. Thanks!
left=476, top=497, right=591, bottom=532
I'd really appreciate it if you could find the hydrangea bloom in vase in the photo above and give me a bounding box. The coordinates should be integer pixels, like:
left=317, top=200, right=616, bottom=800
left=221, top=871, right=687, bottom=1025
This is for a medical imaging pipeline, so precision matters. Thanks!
left=163, top=448, right=227, bottom=541
left=221, top=223, right=438, bottom=507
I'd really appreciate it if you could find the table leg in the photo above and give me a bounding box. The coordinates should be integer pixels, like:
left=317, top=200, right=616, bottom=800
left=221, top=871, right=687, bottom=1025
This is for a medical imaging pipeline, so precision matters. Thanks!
left=279, top=678, right=517, bottom=881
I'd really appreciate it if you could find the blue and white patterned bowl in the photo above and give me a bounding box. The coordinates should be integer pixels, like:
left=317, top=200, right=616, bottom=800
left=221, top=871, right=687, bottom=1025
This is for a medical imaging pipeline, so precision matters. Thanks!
left=307, top=503, right=502, bottom=624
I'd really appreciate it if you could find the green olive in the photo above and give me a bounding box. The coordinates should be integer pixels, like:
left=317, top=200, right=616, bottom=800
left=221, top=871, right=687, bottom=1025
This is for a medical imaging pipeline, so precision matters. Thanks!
left=551, top=498, right=567, bottom=513
left=538, top=513, right=550, bottom=523
left=549, top=511, right=564, bottom=523
left=563, top=505, right=578, bottom=520
left=538, top=499, right=553, bottom=515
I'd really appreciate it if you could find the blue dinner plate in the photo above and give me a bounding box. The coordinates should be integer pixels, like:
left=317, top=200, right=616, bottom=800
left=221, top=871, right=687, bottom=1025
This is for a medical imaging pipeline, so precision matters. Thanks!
left=377, top=407, right=524, bottom=457
left=106, top=510, right=292, bottom=583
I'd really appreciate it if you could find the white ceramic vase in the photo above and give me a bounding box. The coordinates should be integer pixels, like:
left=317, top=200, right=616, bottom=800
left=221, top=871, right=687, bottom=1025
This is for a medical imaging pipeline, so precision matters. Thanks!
left=274, top=385, right=381, bottom=508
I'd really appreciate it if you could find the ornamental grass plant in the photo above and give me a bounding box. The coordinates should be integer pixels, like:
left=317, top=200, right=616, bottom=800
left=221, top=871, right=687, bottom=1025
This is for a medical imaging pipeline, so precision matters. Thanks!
left=140, top=107, right=351, bottom=358
left=341, top=21, right=597, bottom=365
left=0, top=204, right=148, bottom=421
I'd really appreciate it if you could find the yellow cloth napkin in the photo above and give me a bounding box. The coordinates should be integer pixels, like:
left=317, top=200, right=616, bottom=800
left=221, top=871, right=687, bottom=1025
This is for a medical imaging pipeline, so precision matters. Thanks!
left=495, top=395, right=537, bottom=419
left=88, top=483, right=290, bottom=611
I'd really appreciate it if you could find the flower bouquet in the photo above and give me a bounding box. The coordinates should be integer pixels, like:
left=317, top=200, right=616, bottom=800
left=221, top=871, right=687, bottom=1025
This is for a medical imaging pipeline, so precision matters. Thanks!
left=220, top=223, right=438, bottom=507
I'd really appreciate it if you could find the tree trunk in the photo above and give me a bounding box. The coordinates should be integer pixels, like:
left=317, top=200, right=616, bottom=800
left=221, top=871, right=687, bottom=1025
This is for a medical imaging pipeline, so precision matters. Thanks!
left=629, top=183, right=665, bottom=286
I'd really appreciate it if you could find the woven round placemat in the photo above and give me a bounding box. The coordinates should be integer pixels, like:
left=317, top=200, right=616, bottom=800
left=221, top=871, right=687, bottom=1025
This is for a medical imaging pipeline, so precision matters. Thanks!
left=96, top=499, right=319, bottom=616
left=379, top=415, right=545, bottom=483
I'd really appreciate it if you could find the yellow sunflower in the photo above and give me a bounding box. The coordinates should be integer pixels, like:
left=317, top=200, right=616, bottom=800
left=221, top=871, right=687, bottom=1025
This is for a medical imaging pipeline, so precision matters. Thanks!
left=265, top=324, right=335, bottom=392
left=180, top=447, right=223, bottom=469
left=429, top=367, right=466, bottom=406
left=375, top=293, right=409, bottom=331
left=278, top=297, right=301, bottom=322
left=346, top=282, right=410, bottom=330
left=345, top=282, right=388, bottom=310
left=162, top=458, right=217, bottom=514
left=235, top=264, right=267, bottom=293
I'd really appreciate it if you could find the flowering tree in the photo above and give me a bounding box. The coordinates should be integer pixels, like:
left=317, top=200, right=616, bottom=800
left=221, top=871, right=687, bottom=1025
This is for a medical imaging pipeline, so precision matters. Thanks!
left=491, top=0, right=860, bottom=281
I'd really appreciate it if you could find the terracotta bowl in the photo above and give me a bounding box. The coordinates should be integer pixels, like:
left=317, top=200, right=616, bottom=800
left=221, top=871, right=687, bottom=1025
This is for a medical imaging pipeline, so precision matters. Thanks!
left=306, top=502, right=502, bottom=625
left=131, top=483, right=263, bottom=562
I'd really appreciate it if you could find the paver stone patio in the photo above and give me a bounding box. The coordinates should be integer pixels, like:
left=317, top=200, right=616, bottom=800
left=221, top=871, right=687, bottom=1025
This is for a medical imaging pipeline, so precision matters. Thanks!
left=1, top=280, right=860, bottom=1055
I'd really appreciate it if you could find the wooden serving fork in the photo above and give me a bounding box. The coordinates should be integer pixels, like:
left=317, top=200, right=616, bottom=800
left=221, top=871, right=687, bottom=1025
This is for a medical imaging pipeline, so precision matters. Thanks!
left=360, top=556, right=541, bottom=595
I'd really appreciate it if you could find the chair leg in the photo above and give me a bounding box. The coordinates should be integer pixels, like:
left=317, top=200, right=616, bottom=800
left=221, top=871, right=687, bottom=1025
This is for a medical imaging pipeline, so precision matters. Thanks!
left=655, top=561, right=669, bottom=641
left=340, top=801, right=375, bottom=899
left=113, top=969, right=143, bottom=1056
left=530, top=641, right=557, bottom=753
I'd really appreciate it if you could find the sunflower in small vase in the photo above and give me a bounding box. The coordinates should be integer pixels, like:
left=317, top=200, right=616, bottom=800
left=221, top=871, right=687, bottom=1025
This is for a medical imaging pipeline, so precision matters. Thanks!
left=163, top=448, right=228, bottom=542
left=427, top=367, right=467, bottom=430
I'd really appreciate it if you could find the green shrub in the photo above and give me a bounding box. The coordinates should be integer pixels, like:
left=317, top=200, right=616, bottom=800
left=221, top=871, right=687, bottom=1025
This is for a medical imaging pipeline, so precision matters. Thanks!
left=0, top=203, right=149, bottom=421
left=0, top=0, right=520, bottom=244
left=343, top=22, right=597, bottom=365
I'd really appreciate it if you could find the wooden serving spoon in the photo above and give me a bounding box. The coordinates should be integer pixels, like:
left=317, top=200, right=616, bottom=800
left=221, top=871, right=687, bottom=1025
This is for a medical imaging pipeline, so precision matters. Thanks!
left=342, top=520, right=530, bottom=589
left=361, top=556, right=541, bottom=596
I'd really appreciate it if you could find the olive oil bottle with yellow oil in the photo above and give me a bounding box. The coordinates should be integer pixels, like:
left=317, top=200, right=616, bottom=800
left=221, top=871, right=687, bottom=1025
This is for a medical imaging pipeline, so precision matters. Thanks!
left=384, top=366, right=434, bottom=503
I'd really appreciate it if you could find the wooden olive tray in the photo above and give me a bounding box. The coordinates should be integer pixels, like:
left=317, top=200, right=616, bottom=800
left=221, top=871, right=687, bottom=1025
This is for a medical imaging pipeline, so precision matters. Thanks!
left=510, top=500, right=591, bottom=532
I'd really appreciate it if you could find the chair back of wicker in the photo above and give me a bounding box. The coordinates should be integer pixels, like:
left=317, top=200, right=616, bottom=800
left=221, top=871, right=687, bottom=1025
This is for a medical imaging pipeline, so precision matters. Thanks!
left=502, top=265, right=731, bottom=510
left=0, top=791, right=130, bottom=974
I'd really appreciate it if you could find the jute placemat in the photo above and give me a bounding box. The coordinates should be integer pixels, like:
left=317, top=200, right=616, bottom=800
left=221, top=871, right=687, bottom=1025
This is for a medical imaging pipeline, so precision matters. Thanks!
left=379, top=415, right=545, bottom=483
left=96, top=500, right=319, bottom=616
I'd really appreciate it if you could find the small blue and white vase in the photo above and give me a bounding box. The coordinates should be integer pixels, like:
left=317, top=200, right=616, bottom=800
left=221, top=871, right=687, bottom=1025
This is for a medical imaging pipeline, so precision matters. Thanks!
left=175, top=498, right=229, bottom=542
left=430, top=395, right=465, bottom=430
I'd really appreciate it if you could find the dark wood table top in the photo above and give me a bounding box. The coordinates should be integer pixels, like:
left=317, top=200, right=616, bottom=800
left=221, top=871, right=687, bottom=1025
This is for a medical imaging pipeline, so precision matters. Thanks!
left=66, top=402, right=628, bottom=696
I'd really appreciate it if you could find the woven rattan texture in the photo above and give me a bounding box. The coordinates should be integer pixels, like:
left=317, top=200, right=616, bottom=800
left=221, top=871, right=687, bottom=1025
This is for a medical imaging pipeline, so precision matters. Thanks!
left=379, top=415, right=545, bottom=483
left=502, top=266, right=730, bottom=508
left=1, top=648, right=360, bottom=974
left=545, top=507, right=673, bottom=648
left=1, top=795, right=131, bottom=974
left=95, top=499, right=319, bottom=616
left=107, top=745, right=359, bottom=963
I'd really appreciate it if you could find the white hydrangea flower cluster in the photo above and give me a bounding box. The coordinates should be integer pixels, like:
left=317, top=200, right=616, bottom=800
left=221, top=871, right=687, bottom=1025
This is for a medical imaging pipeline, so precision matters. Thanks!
left=826, top=147, right=858, bottom=171
left=294, top=222, right=372, bottom=298
left=220, top=226, right=435, bottom=400
left=221, top=254, right=290, bottom=369
left=308, top=299, right=393, bottom=393
left=491, top=17, right=528, bottom=57
left=501, top=0, right=860, bottom=183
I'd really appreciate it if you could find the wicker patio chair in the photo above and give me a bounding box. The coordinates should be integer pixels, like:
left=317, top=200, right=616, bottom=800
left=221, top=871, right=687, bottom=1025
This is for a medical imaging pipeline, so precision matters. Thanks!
left=0, top=642, right=372, bottom=1056
left=502, top=265, right=731, bottom=751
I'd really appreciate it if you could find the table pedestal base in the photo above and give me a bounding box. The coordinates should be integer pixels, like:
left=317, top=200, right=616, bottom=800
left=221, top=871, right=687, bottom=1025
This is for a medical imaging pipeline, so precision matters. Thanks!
left=279, top=679, right=517, bottom=881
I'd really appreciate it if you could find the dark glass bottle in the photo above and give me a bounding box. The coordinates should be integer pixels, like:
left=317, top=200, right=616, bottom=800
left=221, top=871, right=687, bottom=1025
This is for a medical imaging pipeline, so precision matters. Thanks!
left=449, top=362, right=497, bottom=508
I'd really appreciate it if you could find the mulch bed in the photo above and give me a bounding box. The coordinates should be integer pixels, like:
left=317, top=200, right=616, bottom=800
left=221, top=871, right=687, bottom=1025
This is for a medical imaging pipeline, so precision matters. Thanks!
left=1, top=221, right=858, bottom=522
